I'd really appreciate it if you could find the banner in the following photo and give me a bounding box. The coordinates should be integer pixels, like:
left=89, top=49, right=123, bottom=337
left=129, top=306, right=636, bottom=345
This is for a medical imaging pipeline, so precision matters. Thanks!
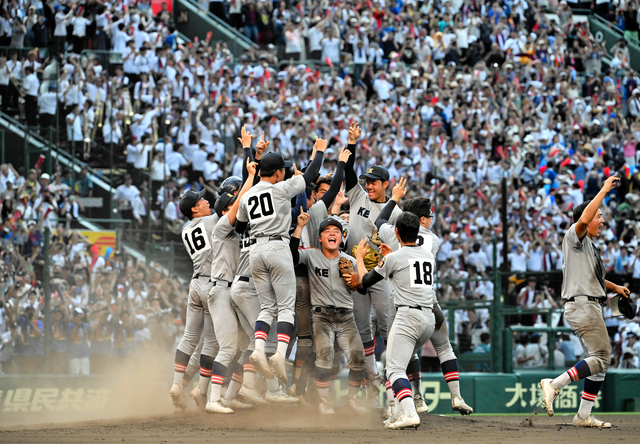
left=77, top=231, right=117, bottom=257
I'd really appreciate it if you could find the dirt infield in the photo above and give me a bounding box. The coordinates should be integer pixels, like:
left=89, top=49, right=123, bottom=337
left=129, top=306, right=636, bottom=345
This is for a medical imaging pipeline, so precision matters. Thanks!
left=2, top=407, right=638, bottom=444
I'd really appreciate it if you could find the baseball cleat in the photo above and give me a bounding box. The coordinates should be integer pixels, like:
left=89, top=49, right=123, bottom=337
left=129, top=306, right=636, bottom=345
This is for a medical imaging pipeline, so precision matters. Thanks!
left=222, top=396, right=254, bottom=410
left=265, top=389, right=299, bottom=404
left=366, top=375, right=383, bottom=410
left=269, top=351, right=288, bottom=384
left=239, top=386, right=268, bottom=405
left=170, top=384, right=186, bottom=411
left=205, top=399, right=234, bottom=414
left=540, top=378, right=559, bottom=417
left=386, top=413, right=420, bottom=430
left=414, top=394, right=428, bottom=413
left=348, top=394, right=367, bottom=413
left=319, top=397, right=336, bottom=415
left=573, top=414, right=612, bottom=428
left=451, top=396, right=473, bottom=415
left=189, top=387, right=207, bottom=410
left=250, top=350, right=274, bottom=379
left=383, top=400, right=395, bottom=419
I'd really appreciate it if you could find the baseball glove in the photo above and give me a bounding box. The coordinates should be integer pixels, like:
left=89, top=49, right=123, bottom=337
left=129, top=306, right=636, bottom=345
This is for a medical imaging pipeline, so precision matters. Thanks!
left=351, top=245, right=382, bottom=272
left=370, top=229, right=382, bottom=247
left=338, top=257, right=360, bottom=291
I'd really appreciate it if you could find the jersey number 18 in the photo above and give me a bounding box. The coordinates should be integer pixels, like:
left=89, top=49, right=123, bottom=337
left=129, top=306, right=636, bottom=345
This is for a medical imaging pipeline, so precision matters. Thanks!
left=411, top=260, right=433, bottom=286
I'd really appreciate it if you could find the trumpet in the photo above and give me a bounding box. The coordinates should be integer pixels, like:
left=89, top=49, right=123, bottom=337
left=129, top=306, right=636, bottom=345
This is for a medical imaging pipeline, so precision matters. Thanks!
left=123, top=88, right=133, bottom=126
left=92, top=93, right=104, bottom=139
left=83, top=106, right=91, bottom=159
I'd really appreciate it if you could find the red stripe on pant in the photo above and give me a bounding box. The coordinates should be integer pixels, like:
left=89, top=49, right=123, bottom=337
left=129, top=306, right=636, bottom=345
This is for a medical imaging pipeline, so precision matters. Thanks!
left=174, top=364, right=187, bottom=372
left=396, top=388, right=412, bottom=401
left=211, top=375, right=225, bottom=385
left=244, top=364, right=256, bottom=373
left=444, top=372, right=459, bottom=381
left=277, top=334, right=290, bottom=343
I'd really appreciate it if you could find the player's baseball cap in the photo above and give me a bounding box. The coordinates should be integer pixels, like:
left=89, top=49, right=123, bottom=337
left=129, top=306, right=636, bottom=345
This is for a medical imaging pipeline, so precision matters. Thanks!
left=179, top=189, right=206, bottom=217
left=260, top=152, right=293, bottom=172
left=218, top=176, right=242, bottom=196
left=214, top=192, right=238, bottom=218
left=359, top=165, right=389, bottom=182
left=319, top=217, right=343, bottom=233
left=611, top=294, right=638, bottom=320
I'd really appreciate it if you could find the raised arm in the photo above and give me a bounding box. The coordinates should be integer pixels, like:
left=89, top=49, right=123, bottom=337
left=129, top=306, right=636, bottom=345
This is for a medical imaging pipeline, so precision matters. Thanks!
left=345, top=122, right=361, bottom=191
left=575, top=175, right=619, bottom=239
left=228, top=160, right=257, bottom=226
left=302, top=137, right=326, bottom=186
left=290, top=208, right=309, bottom=265
left=237, top=125, right=255, bottom=185
left=319, top=146, right=351, bottom=208
left=375, top=177, right=406, bottom=229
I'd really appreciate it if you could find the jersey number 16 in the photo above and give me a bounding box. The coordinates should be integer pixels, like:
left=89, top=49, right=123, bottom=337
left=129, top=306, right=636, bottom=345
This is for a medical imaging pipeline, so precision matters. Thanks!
left=184, top=227, right=207, bottom=255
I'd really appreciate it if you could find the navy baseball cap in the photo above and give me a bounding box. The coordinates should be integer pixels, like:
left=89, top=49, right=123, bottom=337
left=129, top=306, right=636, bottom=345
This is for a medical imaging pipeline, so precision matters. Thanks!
left=319, top=217, right=343, bottom=233
left=218, top=176, right=242, bottom=196
left=179, top=189, right=206, bottom=217
left=214, top=192, right=237, bottom=217
left=359, top=165, right=390, bottom=182
left=260, top=152, right=293, bottom=172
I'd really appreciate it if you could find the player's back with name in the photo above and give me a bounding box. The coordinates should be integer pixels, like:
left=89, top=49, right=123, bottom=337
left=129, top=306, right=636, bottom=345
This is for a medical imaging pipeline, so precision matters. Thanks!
left=298, top=248, right=356, bottom=310
left=237, top=175, right=305, bottom=239
left=375, top=245, right=436, bottom=308
left=182, top=214, right=218, bottom=278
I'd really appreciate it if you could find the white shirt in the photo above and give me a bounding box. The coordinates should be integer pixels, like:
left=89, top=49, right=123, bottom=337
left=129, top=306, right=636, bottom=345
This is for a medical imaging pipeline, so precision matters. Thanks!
left=149, top=159, right=170, bottom=181
left=23, top=73, right=39, bottom=96
left=72, top=17, right=92, bottom=37
left=164, top=200, right=180, bottom=221
left=508, top=251, right=528, bottom=272
left=38, top=92, right=57, bottom=115
left=54, top=12, right=69, bottom=37
left=321, top=37, right=342, bottom=64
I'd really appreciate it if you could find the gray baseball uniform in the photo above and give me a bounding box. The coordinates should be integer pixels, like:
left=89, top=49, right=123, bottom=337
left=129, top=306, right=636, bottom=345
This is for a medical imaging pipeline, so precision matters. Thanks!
left=379, top=222, right=455, bottom=364
left=293, top=245, right=365, bottom=384
left=346, top=184, right=402, bottom=343
left=373, top=246, right=436, bottom=385
left=561, top=224, right=611, bottom=380
left=208, top=213, right=241, bottom=367
left=230, top=232, right=278, bottom=355
left=177, top=215, right=219, bottom=359
left=304, top=201, right=349, bottom=250
left=237, top=175, right=306, bottom=326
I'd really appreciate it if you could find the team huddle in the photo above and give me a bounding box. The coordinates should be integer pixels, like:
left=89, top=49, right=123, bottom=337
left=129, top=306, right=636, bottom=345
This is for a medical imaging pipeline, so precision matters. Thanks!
left=168, top=122, right=472, bottom=429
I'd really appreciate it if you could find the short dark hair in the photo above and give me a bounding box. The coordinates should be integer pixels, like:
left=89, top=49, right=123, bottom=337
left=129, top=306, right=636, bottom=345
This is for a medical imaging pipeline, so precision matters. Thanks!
left=572, top=199, right=593, bottom=223
left=395, top=212, right=420, bottom=243
left=480, top=332, right=490, bottom=343
left=402, top=197, right=433, bottom=219
left=259, top=168, right=281, bottom=178
left=314, top=176, right=332, bottom=192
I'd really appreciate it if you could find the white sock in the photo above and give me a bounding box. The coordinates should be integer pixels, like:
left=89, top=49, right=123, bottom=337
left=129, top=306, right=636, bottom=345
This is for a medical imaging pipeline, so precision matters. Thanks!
left=348, top=384, right=359, bottom=398
left=225, top=379, right=242, bottom=400
left=578, top=398, right=594, bottom=418
left=365, top=354, right=378, bottom=376
left=276, top=341, right=288, bottom=356
left=399, top=396, right=416, bottom=418
left=173, top=371, right=184, bottom=387
left=255, top=338, right=266, bottom=353
left=197, top=375, right=209, bottom=396
left=209, top=382, right=222, bottom=402
left=317, top=386, right=329, bottom=400
left=386, top=388, right=395, bottom=404
left=551, top=372, right=572, bottom=391
left=243, top=371, right=256, bottom=390
left=447, top=380, right=461, bottom=399
left=266, top=376, right=279, bottom=392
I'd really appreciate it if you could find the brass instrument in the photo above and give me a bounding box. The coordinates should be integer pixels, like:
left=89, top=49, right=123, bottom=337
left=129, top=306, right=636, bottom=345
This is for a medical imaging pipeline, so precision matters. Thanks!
left=92, top=92, right=104, bottom=139
left=123, top=88, right=133, bottom=126
left=82, top=105, right=92, bottom=160
left=152, top=112, right=159, bottom=143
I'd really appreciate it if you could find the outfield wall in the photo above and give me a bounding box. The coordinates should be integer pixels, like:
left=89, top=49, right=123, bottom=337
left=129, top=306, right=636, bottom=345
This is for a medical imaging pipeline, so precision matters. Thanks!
left=0, top=370, right=638, bottom=423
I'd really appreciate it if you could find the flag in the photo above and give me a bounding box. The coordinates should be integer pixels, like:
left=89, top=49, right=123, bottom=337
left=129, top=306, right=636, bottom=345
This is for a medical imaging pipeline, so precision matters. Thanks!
left=325, top=57, right=333, bottom=68
left=603, top=166, right=610, bottom=177
left=476, top=189, right=488, bottom=202
left=539, top=157, right=548, bottom=173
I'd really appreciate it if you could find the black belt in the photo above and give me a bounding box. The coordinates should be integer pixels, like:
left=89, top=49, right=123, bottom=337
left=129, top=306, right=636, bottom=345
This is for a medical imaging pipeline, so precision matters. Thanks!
left=212, top=280, right=232, bottom=288
left=193, top=274, right=210, bottom=280
left=565, top=296, right=606, bottom=304
left=396, top=305, right=433, bottom=312
left=313, top=306, right=352, bottom=314
left=246, top=236, right=284, bottom=246
left=238, top=276, right=250, bottom=283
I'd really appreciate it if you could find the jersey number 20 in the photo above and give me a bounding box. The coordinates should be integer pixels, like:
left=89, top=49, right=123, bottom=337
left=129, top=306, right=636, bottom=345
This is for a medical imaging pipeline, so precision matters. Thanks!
left=184, top=227, right=206, bottom=255
left=248, top=193, right=275, bottom=219
left=411, top=260, right=432, bottom=286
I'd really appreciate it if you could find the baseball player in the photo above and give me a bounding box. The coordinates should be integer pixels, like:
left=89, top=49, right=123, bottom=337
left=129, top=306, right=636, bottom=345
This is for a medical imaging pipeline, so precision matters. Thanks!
left=290, top=147, right=352, bottom=400
left=290, top=210, right=368, bottom=414
left=541, top=175, right=630, bottom=428
left=229, top=133, right=300, bottom=405
left=204, top=158, right=257, bottom=414
left=353, top=212, right=437, bottom=429
left=235, top=140, right=326, bottom=384
left=169, top=189, right=220, bottom=411
left=343, top=122, right=402, bottom=407
left=375, top=179, right=473, bottom=417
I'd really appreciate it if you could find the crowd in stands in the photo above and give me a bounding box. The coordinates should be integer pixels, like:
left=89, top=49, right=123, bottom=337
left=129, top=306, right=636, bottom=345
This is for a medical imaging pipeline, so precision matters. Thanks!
left=2, top=0, right=640, bottom=373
